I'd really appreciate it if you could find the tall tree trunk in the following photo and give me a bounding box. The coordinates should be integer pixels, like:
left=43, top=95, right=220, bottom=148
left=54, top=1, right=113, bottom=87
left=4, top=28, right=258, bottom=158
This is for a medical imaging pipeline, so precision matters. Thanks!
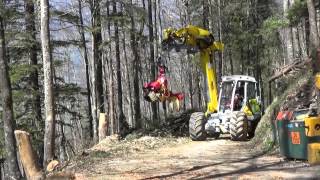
left=157, top=0, right=162, bottom=40
left=307, top=0, right=320, bottom=73
left=91, top=0, right=103, bottom=143
left=130, top=0, right=142, bottom=128
left=284, top=0, right=294, bottom=63
left=106, top=1, right=115, bottom=134
left=148, top=0, right=158, bottom=123
left=121, top=21, right=133, bottom=128
left=0, top=14, right=21, bottom=179
left=217, top=0, right=223, bottom=82
left=202, top=0, right=209, bottom=29
left=113, top=1, right=127, bottom=135
left=40, top=0, right=55, bottom=167
left=25, top=0, right=42, bottom=127
left=187, top=55, right=193, bottom=109
left=78, top=0, right=93, bottom=139
left=229, top=49, right=234, bottom=74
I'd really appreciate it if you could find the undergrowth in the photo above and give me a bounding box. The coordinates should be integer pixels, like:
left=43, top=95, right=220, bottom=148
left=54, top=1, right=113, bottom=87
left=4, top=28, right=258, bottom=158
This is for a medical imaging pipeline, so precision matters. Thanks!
left=252, top=70, right=313, bottom=152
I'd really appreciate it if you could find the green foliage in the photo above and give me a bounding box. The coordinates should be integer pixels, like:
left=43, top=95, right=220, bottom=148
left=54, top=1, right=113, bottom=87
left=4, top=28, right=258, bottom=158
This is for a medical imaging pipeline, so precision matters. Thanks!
left=90, top=150, right=111, bottom=158
left=286, top=0, right=308, bottom=25
left=12, top=90, right=29, bottom=103
left=261, top=16, right=289, bottom=35
left=9, top=64, right=39, bottom=84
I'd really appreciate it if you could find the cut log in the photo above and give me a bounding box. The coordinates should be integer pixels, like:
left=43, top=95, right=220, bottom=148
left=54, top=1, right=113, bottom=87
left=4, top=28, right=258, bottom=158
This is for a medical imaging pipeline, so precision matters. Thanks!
left=14, top=130, right=45, bottom=180
left=98, top=113, right=108, bottom=142
left=269, top=59, right=312, bottom=82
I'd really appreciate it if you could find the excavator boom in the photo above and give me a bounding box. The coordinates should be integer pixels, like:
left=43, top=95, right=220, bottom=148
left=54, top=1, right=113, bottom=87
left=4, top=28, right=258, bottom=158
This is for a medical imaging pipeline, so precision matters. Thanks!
left=162, top=25, right=224, bottom=114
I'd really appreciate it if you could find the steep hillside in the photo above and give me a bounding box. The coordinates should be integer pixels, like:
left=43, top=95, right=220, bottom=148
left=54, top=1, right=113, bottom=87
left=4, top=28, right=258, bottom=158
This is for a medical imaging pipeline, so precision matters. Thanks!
left=252, top=71, right=314, bottom=151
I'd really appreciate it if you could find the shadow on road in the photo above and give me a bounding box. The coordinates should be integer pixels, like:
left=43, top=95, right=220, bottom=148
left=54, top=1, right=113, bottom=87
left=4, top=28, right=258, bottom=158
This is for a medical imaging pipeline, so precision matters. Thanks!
left=141, top=151, right=271, bottom=180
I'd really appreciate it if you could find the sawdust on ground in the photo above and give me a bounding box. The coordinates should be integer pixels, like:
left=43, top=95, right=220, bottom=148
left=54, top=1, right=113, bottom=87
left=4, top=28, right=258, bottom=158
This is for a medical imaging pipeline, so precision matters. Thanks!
left=68, top=134, right=320, bottom=180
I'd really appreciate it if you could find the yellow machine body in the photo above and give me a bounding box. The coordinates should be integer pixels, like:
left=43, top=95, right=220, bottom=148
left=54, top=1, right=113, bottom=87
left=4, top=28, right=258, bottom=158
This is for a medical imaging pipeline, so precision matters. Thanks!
left=305, top=116, right=320, bottom=137
left=316, top=73, right=320, bottom=90
left=163, top=25, right=224, bottom=114
left=308, top=143, right=320, bottom=165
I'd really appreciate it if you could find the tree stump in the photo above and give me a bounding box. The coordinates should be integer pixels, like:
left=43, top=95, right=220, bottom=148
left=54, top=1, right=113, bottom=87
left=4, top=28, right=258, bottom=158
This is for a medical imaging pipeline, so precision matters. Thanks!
left=14, top=130, right=45, bottom=180
left=98, top=113, right=108, bottom=142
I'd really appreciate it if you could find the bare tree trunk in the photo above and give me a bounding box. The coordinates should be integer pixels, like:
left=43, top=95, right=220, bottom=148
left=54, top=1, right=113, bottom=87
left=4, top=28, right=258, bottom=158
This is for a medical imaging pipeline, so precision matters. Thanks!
left=241, top=48, right=244, bottom=74
left=25, top=0, right=42, bottom=127
left=113, top=1, right=127, bottom=135
left=298, top=20, right=308, bottom=58
left=131, top=0, right=144, bottom=128
left=187, top=56, right=193, bottom=109
left=284, top=0, right=294, bottom=63
left=148, top=0, right=158, bottom=123
left=15, top=130, right=44, bottom=180
left=105, top=1, right=115, bottom=134
left=91, top=0, right=103, bottom=143
left=197, top=71, right=202, bottom=109
left=122, top=26, right=133, bottom=128
left=202, top=0, right=209, bottom=29
left=0, top=15, right=21, bottom=179
left=40, top=0, right=56, bottom=167
left=307, top=0, right=320, bottom=73
left=157, top=0, right=162, bottom=40
left=229, top=49, right=234, bottom=74
left=0, top=158, right=5, bottom=180
left=217, top=0, right=223, bottom=82
left=78, top=0, right=93, bottom=139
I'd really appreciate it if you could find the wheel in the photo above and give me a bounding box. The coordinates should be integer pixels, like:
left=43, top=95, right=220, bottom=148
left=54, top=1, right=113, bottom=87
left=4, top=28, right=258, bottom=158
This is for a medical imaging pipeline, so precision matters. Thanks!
left=230, top=112, right=248, bottom=141
left=189, top=112, right=207, bottom=141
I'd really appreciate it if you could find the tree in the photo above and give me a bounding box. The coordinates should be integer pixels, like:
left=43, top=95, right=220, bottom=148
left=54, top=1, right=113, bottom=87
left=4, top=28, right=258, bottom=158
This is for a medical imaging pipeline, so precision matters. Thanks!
left=129, top=0, right=142, bottom=128
left=25, top=0, right=42, bottom=125
left=105, top=0, right=116, bottom=134
left=90, top=0, right=103, bottom=143
left=113, top=1, right=127, bottom=135
left=40, top=0, right=56, bottom=166
left=77, top=0, right=94, bottom=139
left=306, top=0, right=320, bottom=73
left=0, top=7, right=21, bottom=178
left=148, top=0, right=158, bottom=122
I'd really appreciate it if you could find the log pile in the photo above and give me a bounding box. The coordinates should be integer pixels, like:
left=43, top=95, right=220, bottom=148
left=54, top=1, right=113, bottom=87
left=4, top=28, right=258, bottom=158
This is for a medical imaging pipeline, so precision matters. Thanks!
left=157, top=110, right=194, bottom=137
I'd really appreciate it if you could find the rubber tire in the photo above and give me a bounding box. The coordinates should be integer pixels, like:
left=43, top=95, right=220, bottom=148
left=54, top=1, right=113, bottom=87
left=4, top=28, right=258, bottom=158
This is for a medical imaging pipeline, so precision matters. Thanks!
left=230, top=112, right=248, bottom=141
left=189, top=112, right=207, bottom=141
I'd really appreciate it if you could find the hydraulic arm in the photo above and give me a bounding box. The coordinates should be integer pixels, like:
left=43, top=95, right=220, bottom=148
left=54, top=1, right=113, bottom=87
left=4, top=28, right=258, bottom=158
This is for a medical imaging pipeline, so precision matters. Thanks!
left=162, top=25, right=224, bottom=114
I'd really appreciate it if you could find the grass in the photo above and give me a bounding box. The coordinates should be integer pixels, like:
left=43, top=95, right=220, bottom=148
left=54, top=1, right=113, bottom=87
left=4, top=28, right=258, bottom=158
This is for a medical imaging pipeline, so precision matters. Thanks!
left=90, top=151, right=112, bottom=158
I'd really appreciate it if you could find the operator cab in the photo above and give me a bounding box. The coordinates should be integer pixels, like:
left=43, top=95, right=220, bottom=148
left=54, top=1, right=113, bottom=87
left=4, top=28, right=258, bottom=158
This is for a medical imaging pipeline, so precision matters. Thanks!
left=218, top=75, right=259, bottom=114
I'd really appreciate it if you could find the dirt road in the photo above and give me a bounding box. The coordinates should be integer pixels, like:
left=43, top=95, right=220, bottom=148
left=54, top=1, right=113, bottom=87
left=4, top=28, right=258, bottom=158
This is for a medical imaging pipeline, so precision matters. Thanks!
left=73, top=136, right=320, bottom=179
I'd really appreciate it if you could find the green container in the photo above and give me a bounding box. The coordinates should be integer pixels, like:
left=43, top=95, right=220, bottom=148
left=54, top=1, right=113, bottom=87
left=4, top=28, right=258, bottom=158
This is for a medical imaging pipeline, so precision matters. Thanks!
left=277, top=120, right=308, bottom=160
left=277, top=120, right=289, bottom=157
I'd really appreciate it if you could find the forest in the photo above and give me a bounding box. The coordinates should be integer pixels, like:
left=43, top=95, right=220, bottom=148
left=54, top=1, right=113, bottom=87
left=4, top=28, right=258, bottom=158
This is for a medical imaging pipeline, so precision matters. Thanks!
left=1, top=0, right=320, bottom=179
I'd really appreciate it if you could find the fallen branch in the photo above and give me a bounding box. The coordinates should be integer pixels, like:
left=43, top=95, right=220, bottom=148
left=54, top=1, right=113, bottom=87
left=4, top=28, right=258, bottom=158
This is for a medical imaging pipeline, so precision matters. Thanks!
left=269, top=59, right=312, bottom=82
